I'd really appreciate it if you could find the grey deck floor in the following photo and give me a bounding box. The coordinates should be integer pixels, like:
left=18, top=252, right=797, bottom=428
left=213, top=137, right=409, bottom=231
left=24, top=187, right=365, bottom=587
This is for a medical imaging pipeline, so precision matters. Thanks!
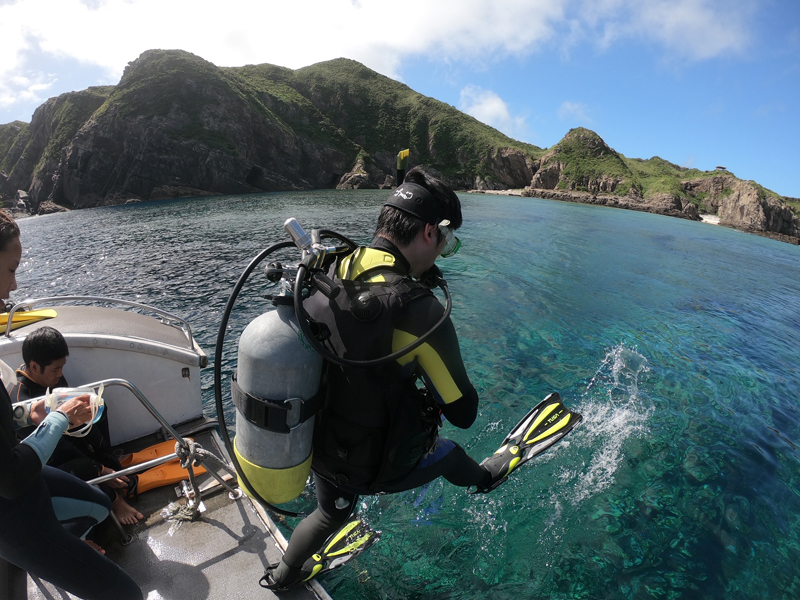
left=12, top=429, right=329, bottom=600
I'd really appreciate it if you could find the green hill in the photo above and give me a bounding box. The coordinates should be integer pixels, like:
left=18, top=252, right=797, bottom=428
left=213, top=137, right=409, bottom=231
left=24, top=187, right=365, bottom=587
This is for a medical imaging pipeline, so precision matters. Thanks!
left=0, top=49, right=795, bottom=241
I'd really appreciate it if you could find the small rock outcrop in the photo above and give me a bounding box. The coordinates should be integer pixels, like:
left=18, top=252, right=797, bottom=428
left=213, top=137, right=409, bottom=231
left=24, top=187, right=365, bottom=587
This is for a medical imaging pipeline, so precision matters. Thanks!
left=530, top=128, right=638, bottom=196
left=337, top=154, right=393, bottom=189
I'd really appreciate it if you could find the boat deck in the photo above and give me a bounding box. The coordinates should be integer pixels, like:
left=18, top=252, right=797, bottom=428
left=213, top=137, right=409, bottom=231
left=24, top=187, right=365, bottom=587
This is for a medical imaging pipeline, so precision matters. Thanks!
left=9, top=306, right=194, bottom=351
left=6, top=424, right=329, bottom=600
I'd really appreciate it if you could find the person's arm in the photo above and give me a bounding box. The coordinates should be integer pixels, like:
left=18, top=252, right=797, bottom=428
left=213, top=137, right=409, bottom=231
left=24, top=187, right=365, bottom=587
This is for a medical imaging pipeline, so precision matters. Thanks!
left=394, top=297, right=479, bottom=429
left=10, top=397, right=47, bottom=428
left=0, top=394, right=92, bottom=500
left=19, top=410, right=70, bottom=467
left=0, top=407, right=70, bottom=499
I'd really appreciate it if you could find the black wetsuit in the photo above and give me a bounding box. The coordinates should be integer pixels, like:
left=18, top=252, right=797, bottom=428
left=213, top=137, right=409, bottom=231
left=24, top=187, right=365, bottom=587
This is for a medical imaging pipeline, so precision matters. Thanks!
left=277, top=238, right=488, bottom=584
left=0, top=380, right=142, bottom=600
left=9, top=370, right=123, bottom=502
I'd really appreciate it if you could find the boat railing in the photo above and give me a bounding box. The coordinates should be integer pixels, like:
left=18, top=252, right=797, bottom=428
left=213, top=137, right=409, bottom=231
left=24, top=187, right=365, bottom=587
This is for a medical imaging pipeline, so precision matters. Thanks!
left=4, top=296, right=196, bottom=350
left=81, top=378, right=240, bottom=543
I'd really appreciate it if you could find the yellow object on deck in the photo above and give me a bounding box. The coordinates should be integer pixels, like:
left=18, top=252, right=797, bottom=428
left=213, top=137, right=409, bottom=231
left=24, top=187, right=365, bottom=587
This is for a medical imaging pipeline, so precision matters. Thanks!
left=120, top=438, right=194, bottom=467
left=0, top=309, right=58, bottom=331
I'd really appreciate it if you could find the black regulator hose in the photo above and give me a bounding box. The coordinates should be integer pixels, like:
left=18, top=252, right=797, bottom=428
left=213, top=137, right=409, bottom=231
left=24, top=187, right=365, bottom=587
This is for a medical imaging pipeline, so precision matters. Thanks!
left=213, top=240, right=305, bottom=518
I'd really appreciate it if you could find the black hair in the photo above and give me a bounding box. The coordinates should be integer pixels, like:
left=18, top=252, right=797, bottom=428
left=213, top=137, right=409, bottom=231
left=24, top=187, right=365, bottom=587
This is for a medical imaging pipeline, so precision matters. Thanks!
left=0, top=210, right=20, bottom=252
left=375, top=166, right=463, bottom=246
left=22, top=326, right=69, bottom=369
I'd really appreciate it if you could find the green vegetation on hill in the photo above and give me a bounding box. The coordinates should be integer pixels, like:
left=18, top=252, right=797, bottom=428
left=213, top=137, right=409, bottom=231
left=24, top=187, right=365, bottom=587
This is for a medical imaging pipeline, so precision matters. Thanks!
left=290, top=58, right=544, bottom=179
left=40, top=86, right=114, bottom=164
left=102, top=50, right=280, bottom=155
left=0, top=121, right=28, bottom=164
left=546, top=127, right=638, bottom=194
left=228, top=62, right=357, bottom=157
left=623, top=155, right=719, bottom=198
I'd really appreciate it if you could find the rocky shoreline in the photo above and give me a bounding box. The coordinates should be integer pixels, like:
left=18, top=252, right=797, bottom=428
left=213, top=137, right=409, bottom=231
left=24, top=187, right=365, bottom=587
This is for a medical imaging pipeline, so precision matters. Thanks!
left=473, top=185, right=800, bottom=246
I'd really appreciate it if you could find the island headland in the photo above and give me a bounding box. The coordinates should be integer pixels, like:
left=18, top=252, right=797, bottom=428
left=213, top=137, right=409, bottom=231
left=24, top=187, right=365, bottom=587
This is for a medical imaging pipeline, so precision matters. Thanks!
left=1, top=49, right=797, bottom=244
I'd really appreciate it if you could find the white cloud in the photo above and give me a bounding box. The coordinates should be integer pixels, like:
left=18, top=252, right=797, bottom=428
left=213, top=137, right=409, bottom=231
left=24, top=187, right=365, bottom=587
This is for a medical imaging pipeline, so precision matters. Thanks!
left=578, top=0, right=754, bottom=60
left=1, top=77, right=55, bottom=108
left=0, top=0, right=760, bottom=118
left=0, top=1, right=565, bottom=81
left=558, top=100, right=592, bottom=124
left=459, top=85, right=530, bottom=140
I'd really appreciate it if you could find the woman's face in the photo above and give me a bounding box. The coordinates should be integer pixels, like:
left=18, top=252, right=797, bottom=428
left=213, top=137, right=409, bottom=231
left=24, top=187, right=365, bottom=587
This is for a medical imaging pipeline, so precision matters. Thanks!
left=0, top=235, right=22, bottom=301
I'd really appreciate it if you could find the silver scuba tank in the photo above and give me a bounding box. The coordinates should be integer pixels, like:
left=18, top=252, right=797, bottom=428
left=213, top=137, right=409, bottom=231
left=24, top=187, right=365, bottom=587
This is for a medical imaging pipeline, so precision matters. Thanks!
left=232, top=300, right=323, bottom=504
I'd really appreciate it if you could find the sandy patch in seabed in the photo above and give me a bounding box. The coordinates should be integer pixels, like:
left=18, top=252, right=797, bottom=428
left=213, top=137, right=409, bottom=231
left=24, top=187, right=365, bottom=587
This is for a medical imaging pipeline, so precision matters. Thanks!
left=700, top=214, right=721, bottom=225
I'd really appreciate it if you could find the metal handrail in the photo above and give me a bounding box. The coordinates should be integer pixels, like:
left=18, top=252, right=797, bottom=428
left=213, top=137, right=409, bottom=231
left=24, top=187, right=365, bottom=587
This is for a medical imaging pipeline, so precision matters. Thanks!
left=83, top=378, right=238, bottom=498
left=5, top=296, right=195, bottom=350
left=82, top=378, right=189, bottom=447
left=88, top=451, right=181, bottom=485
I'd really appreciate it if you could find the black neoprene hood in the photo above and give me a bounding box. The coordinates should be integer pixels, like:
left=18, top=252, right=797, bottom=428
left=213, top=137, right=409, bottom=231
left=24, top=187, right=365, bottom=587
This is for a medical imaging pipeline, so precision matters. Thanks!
left=383, top=183, right=442, bottom=224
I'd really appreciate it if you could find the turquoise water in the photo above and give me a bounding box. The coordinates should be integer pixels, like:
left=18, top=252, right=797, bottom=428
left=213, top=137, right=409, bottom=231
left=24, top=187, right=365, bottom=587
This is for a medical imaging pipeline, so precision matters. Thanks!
left=15, top=191, right=800, bottom=599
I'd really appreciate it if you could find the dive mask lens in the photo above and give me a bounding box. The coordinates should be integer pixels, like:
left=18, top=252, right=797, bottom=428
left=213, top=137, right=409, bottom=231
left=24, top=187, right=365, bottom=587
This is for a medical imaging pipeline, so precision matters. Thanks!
left=438, top=220, right=461, bottom=258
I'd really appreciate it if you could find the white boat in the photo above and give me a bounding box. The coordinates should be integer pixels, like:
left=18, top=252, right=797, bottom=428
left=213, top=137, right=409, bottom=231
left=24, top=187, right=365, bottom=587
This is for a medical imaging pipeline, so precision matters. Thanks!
left=0, top=297, right=332, bottom=600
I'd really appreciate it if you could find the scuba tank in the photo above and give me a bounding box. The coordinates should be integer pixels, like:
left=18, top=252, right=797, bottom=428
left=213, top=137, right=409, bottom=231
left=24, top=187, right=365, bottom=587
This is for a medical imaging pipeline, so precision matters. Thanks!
left=214, top=217, right=451, bottom=516
left=232, top=299, right=322, bottom=504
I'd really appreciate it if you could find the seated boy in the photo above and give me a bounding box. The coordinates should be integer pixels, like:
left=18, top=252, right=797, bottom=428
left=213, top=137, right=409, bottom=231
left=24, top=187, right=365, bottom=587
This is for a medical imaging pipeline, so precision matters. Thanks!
left=8, top=326, right=144, bottom=525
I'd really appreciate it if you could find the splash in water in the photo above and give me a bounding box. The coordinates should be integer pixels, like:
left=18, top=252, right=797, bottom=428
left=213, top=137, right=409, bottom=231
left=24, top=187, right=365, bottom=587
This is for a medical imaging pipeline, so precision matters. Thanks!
left=564, top=344, right=654, bottom=504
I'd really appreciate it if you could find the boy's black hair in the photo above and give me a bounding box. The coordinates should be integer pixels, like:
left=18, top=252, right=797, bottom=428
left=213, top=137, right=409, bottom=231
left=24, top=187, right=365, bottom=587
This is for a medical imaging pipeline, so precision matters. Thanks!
left=375, top=166, right=462, bottom=246
left=22, top=326, right=69, bottom=369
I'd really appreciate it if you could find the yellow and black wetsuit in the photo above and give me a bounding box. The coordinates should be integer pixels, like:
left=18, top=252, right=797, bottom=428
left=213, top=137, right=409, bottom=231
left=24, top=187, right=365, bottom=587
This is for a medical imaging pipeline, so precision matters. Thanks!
left=275, top=238, right=489, bottom=585
left=307, top=236, right=482, bottom=490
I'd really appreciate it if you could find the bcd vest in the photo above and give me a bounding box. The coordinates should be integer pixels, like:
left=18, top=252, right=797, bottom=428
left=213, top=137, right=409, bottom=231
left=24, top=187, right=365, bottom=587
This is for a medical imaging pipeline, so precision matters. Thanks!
left=302, top=251, right=441, bottom=491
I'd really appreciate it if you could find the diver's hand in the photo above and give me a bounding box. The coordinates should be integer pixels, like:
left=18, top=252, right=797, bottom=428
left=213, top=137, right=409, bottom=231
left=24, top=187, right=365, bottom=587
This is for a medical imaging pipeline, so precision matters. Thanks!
left=56, top=394, right=92, bottom=427
left=101, top=466, right=129, bottom=488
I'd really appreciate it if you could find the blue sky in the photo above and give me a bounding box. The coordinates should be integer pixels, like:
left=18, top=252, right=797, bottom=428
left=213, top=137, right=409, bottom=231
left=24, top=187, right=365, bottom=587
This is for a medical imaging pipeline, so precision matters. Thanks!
left=2, top=0, right=798, bottom=197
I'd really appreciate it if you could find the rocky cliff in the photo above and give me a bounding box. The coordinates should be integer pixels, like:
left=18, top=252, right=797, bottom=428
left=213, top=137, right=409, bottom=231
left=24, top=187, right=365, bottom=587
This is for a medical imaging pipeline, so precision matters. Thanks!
left=522, top=129, right=799, bottom=244
left=683, top=175, right=800, bottom=240
left=0, top=50, right=539, bottom=211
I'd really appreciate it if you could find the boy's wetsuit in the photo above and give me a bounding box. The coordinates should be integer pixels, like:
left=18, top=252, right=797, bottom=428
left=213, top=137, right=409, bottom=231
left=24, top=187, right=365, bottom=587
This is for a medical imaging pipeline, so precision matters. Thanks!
left=0, top=379, right=142, bottom=600
left=9, top=369, right=123, bottom=502
left=274, top=237, right=489, bottom=586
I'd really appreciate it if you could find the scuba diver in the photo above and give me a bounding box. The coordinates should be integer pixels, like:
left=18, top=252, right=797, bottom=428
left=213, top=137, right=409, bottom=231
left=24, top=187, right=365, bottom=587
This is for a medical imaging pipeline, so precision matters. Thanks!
left=262, top=166, right=581, bottom=590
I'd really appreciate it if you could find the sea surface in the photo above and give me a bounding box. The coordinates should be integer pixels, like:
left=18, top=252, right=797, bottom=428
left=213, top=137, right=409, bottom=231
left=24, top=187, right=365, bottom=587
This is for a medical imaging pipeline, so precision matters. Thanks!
left=15, top=190, right=800, bottom=599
